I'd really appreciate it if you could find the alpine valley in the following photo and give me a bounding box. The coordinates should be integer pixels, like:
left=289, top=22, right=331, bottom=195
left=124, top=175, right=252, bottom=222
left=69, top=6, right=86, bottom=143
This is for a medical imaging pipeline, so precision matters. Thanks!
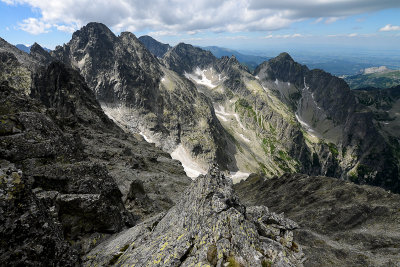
left=1, top=22, right=399, bottom=267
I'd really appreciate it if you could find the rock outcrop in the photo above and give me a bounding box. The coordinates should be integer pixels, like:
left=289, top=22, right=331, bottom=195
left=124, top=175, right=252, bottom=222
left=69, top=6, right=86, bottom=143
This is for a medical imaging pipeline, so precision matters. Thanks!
left=85, top=167, right=304, bottom=266
left=235, top=173, right=400, bottom=266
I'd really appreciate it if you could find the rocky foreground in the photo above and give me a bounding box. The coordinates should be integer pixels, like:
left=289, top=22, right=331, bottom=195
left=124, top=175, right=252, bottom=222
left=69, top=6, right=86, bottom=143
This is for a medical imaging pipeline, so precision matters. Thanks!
left=84, top=168, right=304, bottom=266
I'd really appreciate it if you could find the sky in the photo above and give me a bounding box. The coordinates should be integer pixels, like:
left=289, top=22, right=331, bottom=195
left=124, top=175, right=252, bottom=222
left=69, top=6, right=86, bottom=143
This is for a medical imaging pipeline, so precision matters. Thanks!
left=0, top=0, right=400, bottom=55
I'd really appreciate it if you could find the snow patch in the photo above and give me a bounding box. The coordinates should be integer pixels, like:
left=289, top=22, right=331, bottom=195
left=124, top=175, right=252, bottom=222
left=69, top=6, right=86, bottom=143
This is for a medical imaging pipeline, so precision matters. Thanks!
left=228, top=171, right=250, bottom=183
left=214, top=105, right=246, bottom=130
left=171, top=145, right=207, bottom=179
left=274, top=79, right=279, bottom=85
left=255, top=75, right=260, bottom=80
left=76, top=54, right=88, bottom=69
left=184, top=67, right=215, bottom=88
left=295, top=113, right=317, bottom=137
left=139, top=132, right=155, bottom=143
left=216, top=113, right=228, bottom=122
left=234, top=114, right=246, bottom=130
left=239, top=133, right=250, bottom=143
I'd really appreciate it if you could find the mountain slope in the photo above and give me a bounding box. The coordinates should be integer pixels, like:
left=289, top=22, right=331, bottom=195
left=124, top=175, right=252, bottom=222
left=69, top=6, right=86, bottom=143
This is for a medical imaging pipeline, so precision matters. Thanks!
left=255, top=53, right=400, bottom=192
left=138, top=35, right=171, bottom=58
left=163, top=43, right=329, bottom=179
left=235, top=173, right=400, bottom=266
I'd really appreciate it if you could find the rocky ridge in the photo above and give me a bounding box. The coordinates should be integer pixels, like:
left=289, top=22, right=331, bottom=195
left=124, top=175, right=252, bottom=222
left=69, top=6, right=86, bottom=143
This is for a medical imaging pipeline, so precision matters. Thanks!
left=85, top=167, right=304, bottom=266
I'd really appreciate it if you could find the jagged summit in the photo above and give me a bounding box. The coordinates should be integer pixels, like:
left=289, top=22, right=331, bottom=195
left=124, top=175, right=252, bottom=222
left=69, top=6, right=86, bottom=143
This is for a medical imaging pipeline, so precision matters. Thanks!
left=29, top=42, right=53, bottom=65
left=72, top=22, right=115, bottom=39
left=163, top=42, right=216, bottom=74
left=255, top=52, right=308, bottom=86
left=276, top=52, right=294, bottom=62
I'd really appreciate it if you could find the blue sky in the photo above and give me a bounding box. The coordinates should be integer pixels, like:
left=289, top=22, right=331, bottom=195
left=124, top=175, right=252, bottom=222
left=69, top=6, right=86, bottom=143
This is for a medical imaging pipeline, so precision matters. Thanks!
left=0, top=0, right=399, bottom=54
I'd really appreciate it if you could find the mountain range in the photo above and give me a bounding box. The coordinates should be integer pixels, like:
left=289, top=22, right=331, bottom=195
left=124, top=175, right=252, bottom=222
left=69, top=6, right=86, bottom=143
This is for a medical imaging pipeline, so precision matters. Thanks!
left=1, top=22, right=399, bottom=266
left=16, top=43, right=51, bottom=53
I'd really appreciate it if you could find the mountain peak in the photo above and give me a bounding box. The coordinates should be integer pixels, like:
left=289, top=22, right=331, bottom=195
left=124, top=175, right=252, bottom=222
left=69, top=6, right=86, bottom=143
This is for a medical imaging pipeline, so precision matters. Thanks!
left=30, top=42, right=45, bottom=53
left=163, top=42, right=216, bottom=74
left=72, top=22, right=116, bottom=41
left=138, top=35, right=171, bottom=57
left=120, top=31, right=137, bottom=39
left=276, top=52, right=294, bottom=62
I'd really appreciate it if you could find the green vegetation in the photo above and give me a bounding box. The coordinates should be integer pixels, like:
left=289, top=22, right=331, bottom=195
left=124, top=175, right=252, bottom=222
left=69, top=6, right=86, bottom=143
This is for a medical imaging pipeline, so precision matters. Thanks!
left=207, top=244, right=218, bottom=265
left=278, top=150, right=291, bottom=162
left=328, top=143, right=339, bottom=158
left=261, top=259, right=272, bottom=267
left=227, top=256, right=242, bottom=267
left=262, top=137, right=276, bottom=154
left=345, top=70, right=400, bottom=89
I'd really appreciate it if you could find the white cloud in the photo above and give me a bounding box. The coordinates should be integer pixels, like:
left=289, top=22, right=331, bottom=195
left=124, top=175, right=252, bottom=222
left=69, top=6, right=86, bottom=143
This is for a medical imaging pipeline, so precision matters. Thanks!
left=325, top=17, right=342, bottom=24
left=55, top=24, right=77, bottom=33
left=18, top=18, right=51, bottom=35
left=262, top=33, right=304, bottom=39
left=327, top=33, right=376, bottom=38
left=379, top=24, right=400, bottom=31
left=314, top=17, right=324, bottom=24
left=2, top=0, right=400, bottom=34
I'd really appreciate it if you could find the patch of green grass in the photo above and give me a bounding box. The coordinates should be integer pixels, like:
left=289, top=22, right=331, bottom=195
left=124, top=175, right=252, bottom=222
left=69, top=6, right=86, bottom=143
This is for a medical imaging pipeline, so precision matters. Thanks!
left=328, top=142, right=339, bottom=158
left=261, top=259, right=272, bottom=267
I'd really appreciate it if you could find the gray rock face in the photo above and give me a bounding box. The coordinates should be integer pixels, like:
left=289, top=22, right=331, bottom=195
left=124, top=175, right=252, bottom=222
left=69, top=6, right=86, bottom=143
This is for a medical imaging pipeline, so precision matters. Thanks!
left=85, top=167, right=304, bottom=266
left=163, top=42, right=216, bottom=74
left=0, top=160, right=79, bottom=266
left=138, top=35, right=171, bottom=58
left=235, top=173, right=400, bottom=266
left=0, top=51, right=32, bottom=93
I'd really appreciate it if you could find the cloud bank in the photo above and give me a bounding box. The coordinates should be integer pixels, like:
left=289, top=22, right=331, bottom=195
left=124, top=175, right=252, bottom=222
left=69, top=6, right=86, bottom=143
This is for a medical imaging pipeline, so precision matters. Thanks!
left=3, top=0, right=400, bottom=35
left=380, top=24, right=400, bottom=31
